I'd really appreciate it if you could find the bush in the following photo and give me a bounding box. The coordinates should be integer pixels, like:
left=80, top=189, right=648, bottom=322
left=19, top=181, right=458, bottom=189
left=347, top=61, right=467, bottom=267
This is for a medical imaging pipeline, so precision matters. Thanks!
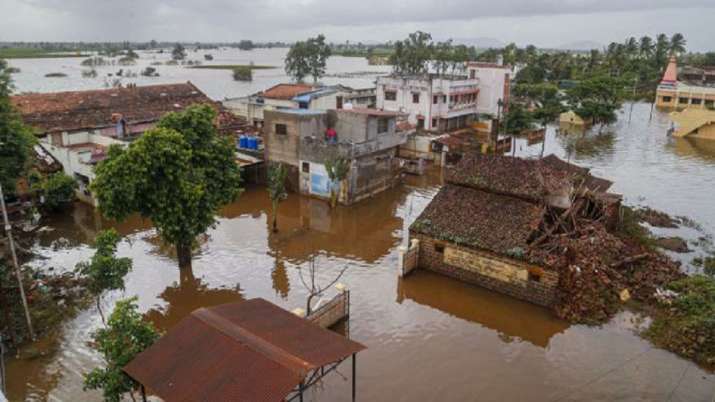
left=82, top=68, right=98, bottom=78
left=117, top=56, right=136, bottom=66
left=233, top=66, right=252, bottom=81
left=39, top=173, right=76, bottom=210
left=645, top=275, right=715, bottom=367
left=44, top=72, right=68, bottom=78
left=140, top=67, right=159, bottom=77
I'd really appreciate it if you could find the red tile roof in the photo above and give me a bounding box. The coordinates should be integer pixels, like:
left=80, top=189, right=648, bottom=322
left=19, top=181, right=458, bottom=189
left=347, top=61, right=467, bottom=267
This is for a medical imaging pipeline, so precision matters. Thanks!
left=260, top=83, right=314, bottom=100
left=12, top=82, right=216, bottom=135
left=410, top=184, right=544, bottom=256
left=124, top=298, right=365, bottom=402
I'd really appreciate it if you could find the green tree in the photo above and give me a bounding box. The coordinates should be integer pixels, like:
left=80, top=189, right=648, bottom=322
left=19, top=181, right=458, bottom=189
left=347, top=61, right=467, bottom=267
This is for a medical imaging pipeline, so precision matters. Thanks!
left=237, top=40, right=254, bottom=51
left=0, top=59, right=35, bottom=194
left=84, top=297, right=160, bottom=402
left=92, top=105, right=242, bottom=273
left=503, top=103, right=534, bottom=134
left=669, top=33, right=687, bottom=56
left=171, top=43, right=186, bottom=61
left=568, top=75, right=626, bottom=130
left=267, top=163, right=288, bottom=233
left=390, top=31, right=433, bottom=75
left=284, top=35, right=331, bottom=83
left=639, top=36, right=654, bottom=59
left=34, top=172, right=76, bottom=211
left=325, top=157, right=350, bottom=208
left=75, top=229, right=132, bottom=323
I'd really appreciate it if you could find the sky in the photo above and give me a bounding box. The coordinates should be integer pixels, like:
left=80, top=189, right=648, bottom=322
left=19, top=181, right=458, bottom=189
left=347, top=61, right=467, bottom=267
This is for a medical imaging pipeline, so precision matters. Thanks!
left=1, top=0, right=714, bottom=51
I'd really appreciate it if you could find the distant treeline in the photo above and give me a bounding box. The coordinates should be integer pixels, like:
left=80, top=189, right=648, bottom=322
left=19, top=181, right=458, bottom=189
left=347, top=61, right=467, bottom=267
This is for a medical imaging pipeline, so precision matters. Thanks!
left=0, top=40, right=290, bottom=54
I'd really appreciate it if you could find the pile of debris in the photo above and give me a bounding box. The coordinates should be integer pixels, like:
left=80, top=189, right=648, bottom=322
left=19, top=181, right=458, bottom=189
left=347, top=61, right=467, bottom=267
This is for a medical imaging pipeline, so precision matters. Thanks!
left=527, top=185, right=683, bottom=323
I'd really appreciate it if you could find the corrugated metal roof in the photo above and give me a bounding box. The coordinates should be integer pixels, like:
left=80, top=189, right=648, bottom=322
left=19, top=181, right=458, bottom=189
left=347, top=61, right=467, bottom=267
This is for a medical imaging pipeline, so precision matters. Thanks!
left=124, top=298, right=365, bottom=402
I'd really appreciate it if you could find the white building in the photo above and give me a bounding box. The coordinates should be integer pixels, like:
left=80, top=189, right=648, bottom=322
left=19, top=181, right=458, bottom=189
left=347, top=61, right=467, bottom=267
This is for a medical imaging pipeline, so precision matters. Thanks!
left=466, top=62, right=512, bottom=117
left=223, top=84, right=376, bottom=128
left=375, top=74, right=480, bottom=131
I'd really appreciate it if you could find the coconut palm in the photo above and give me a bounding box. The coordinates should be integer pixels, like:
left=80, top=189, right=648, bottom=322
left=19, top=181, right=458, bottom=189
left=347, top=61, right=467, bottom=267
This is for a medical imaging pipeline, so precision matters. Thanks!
left=669, top=33, right=687, bottom=55
left=639, top=36, right=654, bottom=59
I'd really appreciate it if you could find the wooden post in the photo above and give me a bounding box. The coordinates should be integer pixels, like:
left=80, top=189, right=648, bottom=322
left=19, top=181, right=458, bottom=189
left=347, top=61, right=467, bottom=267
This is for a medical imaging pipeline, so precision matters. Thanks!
left=352, top=353, right=357, bottom=402
left=0, top=183, right=34, bottom=341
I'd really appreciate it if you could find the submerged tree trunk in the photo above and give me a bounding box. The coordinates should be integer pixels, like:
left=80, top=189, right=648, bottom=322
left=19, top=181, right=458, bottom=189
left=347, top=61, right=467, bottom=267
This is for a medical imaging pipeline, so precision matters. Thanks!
left=176, top=241, right=192, bottom=272
left=272, top=200, right=278, bottom=233
left=96, top=297, right=106, bottom=325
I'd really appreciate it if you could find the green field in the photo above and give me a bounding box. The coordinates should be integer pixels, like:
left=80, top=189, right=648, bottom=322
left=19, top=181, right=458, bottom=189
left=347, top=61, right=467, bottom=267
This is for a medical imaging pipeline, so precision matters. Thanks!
left=0, top=47, right=88, bottom=59
left=189, top=64, right=276, bottom=70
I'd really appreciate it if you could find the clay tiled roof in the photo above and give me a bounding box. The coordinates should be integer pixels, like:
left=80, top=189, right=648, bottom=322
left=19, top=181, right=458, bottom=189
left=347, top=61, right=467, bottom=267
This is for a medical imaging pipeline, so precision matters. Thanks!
left=446, top=154, right=574, bottom=203
left=124, top=298, right=365, bottom=402
left=260, top=83, right=314, bottom=100
left=12, top=82, right=216, bottom=135
left=410, top=184, right=543, bottom=256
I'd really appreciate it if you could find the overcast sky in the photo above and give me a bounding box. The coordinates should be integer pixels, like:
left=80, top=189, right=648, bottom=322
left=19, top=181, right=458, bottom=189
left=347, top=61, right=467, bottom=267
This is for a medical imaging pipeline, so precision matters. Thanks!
left=1, top=0, right=714, bottom=51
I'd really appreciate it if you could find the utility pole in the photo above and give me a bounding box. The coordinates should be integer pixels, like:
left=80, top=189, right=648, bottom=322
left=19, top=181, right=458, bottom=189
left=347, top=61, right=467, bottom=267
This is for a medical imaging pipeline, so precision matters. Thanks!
left=0, top=183, right=35, bottom=341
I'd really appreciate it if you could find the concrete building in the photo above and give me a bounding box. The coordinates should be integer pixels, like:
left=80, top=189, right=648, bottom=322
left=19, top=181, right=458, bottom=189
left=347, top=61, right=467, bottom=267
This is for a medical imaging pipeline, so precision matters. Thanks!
left=376, top=74, right=480, bottom=131
left=466, top=62, right=512, bottom=117
left=12, top=82, right=248, bottom=203
left=263, top=107, right=411, bottom=205
left=669, top=108, right=715, bottom=140
left=656, top=57, right=715, bottom=109
left=403, top=153, right=617, bottom=308
left=224, top=84, right=376, bottom=128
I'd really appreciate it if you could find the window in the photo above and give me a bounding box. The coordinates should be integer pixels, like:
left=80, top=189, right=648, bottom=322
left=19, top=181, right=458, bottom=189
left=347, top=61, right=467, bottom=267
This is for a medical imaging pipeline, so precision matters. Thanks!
left=705, top=100, right=714, bottom=108
left=679, top=97, right=689, bottom=104
left=432, top=118, right=437, bottom=128
left=662, top=96, right=672, bottom=103
left=442, top=95, right=447, bottom=103
left=691, top=98, right=702, bottom=105
left=528, top=271, right=542, bottom=283
left=433, top=95, right=439, bottom=104
left=434, top=243, right=445, bottom=254
left=336, top=96, right=343, bottom=109
left=412, top=93, right=420, bottom=103
left=302, top=162, right=310, bottom=173
left=275, top=123, right=287, bottom=135
left=385, top=90, right=397, bottom=101
left=377, top=118, right=389, bottom=134
left=469, top=69, right=476, bottom=79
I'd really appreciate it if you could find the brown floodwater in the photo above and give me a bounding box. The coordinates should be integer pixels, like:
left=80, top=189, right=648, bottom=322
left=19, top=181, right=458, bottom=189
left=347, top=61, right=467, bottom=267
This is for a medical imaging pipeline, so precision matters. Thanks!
left=5, top=103, right=715, bottom=401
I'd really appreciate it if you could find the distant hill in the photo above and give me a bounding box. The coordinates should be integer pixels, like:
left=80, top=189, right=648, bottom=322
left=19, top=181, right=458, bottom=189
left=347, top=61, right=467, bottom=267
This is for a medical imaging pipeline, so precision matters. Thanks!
left=452, top=37, right=505, bottom=49
left=557, top=40, right=603, bottom=51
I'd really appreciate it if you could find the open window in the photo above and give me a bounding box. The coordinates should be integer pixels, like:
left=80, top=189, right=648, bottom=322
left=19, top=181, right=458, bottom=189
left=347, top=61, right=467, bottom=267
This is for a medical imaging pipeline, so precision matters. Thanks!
left=275, top=123, right=287, bottom=135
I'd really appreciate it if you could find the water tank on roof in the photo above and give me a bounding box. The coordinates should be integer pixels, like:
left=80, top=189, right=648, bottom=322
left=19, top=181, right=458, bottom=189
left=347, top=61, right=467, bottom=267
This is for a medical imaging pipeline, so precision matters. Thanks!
left=239, top=135, right=248, bottom=149
left=247, top=136, right=258, bottom=150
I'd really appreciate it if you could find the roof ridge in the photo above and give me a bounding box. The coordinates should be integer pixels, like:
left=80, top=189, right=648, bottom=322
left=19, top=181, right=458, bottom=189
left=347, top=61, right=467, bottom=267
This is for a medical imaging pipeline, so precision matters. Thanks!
left=193, top=307, right=313, bottom=376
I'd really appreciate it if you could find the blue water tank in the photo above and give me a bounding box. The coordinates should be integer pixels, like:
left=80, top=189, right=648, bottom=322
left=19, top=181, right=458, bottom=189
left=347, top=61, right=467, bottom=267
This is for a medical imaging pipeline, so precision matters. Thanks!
left=239, top=135, right=248, bottom=149
left=248, top=136, right=258, bottom=150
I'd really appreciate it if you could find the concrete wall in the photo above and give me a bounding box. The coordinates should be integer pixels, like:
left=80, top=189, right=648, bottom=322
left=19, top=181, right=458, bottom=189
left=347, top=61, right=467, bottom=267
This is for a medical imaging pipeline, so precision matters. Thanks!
left=377, top=76, right=434, bottom=129
left=467, top=65, right=510, bottom=117
left=656, top=86, right=715, bottom=109
left=412, top=233, right=559, bottom=307
left=264, top=110, right=327, bottom=167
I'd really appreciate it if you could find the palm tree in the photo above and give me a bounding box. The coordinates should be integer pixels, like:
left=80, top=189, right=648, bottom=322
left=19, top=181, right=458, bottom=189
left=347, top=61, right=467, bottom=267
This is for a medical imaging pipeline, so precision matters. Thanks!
left=669, top=33, right=687, bottom=55
left=624, top=37, right=638, bottom=59
left=639, top=36, right=654, bottom=59
left=655, top=34, right=670, bottom=66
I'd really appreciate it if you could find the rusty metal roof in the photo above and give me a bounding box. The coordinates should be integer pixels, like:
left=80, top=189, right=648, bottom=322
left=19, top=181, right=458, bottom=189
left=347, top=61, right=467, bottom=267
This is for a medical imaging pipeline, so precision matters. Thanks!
left=124, top=298, right=365, bottom=402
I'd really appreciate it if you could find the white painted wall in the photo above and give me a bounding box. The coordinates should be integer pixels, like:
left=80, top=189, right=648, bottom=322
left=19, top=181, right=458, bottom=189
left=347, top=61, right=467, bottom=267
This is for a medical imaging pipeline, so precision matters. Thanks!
left=468, top=65, right=510, bottom=117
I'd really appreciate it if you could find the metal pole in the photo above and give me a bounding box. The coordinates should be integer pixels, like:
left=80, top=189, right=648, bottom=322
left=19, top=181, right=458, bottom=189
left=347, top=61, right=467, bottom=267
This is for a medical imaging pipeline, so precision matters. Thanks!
left=352, top=353, right=356, bottom=402
left=0, top=184, right=35, bottom=340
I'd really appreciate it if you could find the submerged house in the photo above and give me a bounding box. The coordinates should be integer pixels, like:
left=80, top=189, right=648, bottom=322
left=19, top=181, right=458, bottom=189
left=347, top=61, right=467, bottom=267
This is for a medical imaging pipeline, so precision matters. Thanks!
left=263, top=107, right=412, bottom=205
left=12, top=82, right=248, bottom=203
left=405, top=153, right=617, bottom=307
left=656, top=56, right=715, bottom=109
left=224, top=84, right=376, bottom=128
left=669, top=108, right=715, bottom=140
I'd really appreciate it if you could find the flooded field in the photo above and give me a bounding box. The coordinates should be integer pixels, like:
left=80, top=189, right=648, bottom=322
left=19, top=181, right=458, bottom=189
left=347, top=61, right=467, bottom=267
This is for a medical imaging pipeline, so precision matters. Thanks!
left=4, top=101, right=715, bottom=401
left=6, top=47, right=389, bottom=100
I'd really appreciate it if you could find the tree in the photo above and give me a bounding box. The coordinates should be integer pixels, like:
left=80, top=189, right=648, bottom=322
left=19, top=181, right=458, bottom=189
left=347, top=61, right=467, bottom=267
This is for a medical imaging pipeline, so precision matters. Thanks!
left=568, top=75, right=626, bottom=129
left=669, top=33, right=687, bottom=56
left=267, top=163, right=288, bottom=233
left=639, top=36, right=654, bottom=59
left=92, top=105, right=242, bottom=273
left=35, top=172, right=76, bottom=211
left=83, top=297, right=160, bottom=402
left=75, top=229, right=132, bottom=324
left=284, top=35, right=331, bottom=83
left=390, top=31, right=433, bottom=75
left=171, top=43, right=186, bottom=61
left=237, top=40, right=254, bottom=51
left=0, top=59, right=35, bottom=194
left=325, top=157, right=350, bottom=208
left=503, top=103, right=534, bottom=134
left=298, top=257, right=347, bottom=316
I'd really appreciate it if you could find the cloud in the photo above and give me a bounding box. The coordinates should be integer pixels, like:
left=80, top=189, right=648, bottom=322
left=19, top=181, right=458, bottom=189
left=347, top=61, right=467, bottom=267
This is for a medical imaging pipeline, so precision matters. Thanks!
left=1, top=0, right=714, bottom=50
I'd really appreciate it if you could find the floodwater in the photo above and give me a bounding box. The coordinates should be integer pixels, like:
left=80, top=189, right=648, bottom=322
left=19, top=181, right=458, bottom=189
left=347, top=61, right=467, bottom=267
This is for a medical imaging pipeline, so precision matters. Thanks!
left=6, top=48, right=389, bottom=100
left=4, top=55, right=715, bottom=401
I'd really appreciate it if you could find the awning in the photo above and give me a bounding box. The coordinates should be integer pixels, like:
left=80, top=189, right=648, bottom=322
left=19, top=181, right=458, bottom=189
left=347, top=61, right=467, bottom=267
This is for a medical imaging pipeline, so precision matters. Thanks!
left=124, top=298, right=365, bottom=402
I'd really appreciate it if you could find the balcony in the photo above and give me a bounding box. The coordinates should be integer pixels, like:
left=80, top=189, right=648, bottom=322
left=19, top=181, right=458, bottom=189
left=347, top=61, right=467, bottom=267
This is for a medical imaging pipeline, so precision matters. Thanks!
left=300, top=131, right=407, bottom=161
